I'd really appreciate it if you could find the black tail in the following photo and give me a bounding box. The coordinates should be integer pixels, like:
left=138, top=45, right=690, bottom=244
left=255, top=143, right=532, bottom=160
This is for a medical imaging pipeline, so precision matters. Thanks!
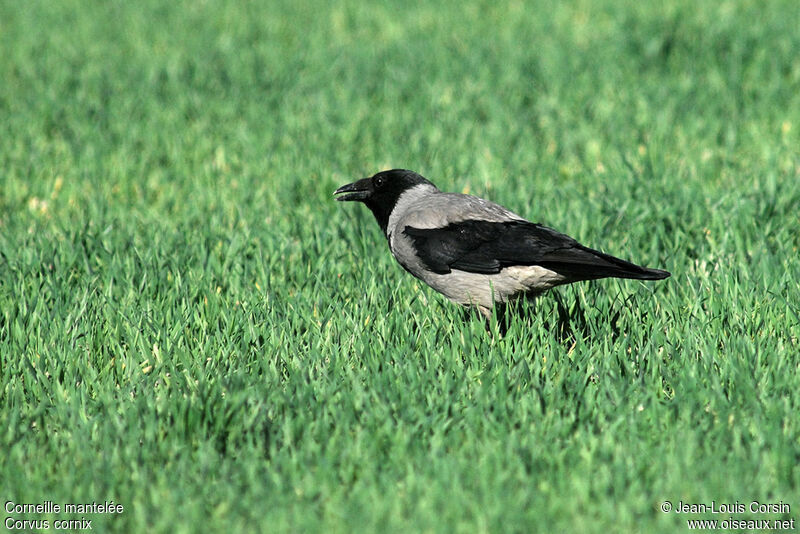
left=540, top=244, right=671, bottom=282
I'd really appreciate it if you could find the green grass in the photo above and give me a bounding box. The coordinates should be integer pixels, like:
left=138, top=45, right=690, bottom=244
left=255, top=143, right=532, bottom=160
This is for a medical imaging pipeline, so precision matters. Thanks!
left=2, top=0, right=799, bottom=532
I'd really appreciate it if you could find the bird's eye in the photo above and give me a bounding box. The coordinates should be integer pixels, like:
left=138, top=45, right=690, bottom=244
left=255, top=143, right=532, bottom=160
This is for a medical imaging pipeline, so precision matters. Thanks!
left=374, top=176, right=386, bottom=188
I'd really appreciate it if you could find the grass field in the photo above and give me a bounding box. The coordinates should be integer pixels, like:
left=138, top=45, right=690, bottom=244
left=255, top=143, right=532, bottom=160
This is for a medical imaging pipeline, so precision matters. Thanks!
left=2, top=0, right=799, bottom=532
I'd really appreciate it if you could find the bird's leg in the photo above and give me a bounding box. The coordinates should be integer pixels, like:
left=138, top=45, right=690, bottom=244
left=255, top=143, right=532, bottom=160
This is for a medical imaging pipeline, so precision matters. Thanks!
left=476, top=305, right=497, bottom=335
left=477, top=304, right=509, bottom=336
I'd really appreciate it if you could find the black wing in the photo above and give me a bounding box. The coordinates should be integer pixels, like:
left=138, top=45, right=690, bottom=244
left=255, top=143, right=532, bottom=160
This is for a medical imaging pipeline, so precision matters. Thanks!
left=403, top=220, right=670, bottom=281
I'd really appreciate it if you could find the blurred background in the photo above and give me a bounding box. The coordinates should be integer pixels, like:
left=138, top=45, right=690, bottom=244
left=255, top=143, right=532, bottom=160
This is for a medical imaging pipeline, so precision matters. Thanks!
left=4, top=0, right=798, bottom=224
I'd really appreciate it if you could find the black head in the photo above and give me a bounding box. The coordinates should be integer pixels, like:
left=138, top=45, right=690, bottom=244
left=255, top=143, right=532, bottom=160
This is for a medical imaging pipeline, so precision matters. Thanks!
left=334, top=169, right=436, bottom=233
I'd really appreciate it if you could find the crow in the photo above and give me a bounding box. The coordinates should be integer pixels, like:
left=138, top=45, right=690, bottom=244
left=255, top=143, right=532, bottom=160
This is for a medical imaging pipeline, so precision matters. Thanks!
left=335, top=169, right=669, bottom=319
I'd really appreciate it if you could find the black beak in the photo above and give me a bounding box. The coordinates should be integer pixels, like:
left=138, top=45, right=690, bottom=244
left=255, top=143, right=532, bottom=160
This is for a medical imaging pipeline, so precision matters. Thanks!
left=333, top=178, right=372, bottom=202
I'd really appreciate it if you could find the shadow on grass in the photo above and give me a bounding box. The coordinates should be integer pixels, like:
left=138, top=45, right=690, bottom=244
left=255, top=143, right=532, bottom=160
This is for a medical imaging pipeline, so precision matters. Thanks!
left=475, top=289, right=636, bottom=345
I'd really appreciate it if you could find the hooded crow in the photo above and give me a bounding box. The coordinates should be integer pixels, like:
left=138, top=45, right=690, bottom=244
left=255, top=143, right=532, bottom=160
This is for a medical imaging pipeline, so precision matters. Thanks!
left=335, top=169, right=670, bottom=318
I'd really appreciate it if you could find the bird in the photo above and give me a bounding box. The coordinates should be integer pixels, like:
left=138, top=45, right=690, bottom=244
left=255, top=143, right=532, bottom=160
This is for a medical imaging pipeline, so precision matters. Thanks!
left=334, top=169, right=670, bottom=319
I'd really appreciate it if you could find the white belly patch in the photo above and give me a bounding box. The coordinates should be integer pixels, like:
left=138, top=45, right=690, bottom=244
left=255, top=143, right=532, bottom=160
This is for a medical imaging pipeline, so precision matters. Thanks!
left=422, top=265, right=567, bottom=308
